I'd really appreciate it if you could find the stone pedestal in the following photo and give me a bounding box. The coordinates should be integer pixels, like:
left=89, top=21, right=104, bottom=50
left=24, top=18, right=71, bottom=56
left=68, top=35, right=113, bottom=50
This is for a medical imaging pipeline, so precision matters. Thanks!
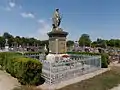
left=47, top=28, right=68, bottom=54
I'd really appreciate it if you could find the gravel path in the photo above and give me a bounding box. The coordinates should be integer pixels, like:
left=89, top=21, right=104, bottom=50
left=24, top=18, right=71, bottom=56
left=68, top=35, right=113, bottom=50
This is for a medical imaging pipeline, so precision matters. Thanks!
left=0, top=70, right=20, bottom=90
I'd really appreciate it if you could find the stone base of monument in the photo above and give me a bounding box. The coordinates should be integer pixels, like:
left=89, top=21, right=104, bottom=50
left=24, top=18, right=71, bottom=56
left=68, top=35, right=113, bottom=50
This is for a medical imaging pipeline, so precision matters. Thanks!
left=47, top=28, right=68, bottom=54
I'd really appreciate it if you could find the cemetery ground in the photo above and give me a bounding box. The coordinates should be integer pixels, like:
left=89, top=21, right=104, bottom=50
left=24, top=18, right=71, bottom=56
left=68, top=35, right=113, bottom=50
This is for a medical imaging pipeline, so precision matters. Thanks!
left=0, top=65, right=120, bottom=90
left=0, top=52, right=120, bottom=90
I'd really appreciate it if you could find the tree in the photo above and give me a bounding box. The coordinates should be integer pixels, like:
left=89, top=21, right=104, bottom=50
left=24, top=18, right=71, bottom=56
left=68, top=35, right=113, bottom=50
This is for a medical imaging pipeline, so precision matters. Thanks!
left=3, top=32, right=13, bottom=39
left=2, top=32, right=15, bottom=47
left=101, top=40, right=107, bottom=48
left=40, top=40, right=49, bottom=46
left=91, top=38, right=107, bottom=48
left=91, top=41, right=97, bottom=47
left=67, top=40, right=74, bottom=47
left=79, top=34, right=91, bottom=47
left=15, top=36, right=21, bottom=46
left=107, top=39, right=120, bottom=48
left=29, top=38, right=36, bottom=46
left=96, top=38, right=107, bottom=48
left=8, top=37, right=14, bottom=47
left=107, top=39, right=116, bottom=47
left=0, top=36, right=5, bottom=47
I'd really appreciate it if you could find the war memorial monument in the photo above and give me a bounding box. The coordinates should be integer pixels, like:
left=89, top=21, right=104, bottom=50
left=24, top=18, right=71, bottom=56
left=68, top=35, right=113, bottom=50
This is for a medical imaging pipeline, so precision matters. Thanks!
left=47, top=9, right=68, bottom=54
left=38, top=9, right=101, bottom=90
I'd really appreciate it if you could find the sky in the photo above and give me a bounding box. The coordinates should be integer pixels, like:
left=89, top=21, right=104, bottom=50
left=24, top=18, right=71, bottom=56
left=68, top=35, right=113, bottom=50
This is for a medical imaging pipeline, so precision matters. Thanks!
left=0, top=0, right=120, bottom=41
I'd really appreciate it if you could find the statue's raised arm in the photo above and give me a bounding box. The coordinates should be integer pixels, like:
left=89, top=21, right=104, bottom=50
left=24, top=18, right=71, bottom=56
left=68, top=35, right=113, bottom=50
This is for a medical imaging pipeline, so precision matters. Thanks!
left=52, top=9, right=61, bottom=29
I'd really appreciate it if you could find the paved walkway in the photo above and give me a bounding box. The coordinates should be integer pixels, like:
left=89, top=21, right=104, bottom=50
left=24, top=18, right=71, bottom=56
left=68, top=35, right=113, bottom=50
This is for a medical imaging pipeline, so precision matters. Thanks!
left=0, top=70, right=20, bottom=90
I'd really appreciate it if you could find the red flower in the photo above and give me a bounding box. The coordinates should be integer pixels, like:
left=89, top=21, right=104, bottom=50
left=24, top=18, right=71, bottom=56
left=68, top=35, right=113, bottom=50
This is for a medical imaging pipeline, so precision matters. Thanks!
left=62, top=55, right=70, bottom=58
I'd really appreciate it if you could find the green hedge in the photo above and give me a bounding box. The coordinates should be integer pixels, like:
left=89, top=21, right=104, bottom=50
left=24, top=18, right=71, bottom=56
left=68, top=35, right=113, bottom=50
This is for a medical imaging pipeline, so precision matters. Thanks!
left=67, top=52, right=109, bottom=68
left=23, top=52, right=41, bottom=55
left=0, top=52, right=43, bottom=85
left=67, top=52, right=101, bottom=55
left=101, top=53, right=109, bottom=68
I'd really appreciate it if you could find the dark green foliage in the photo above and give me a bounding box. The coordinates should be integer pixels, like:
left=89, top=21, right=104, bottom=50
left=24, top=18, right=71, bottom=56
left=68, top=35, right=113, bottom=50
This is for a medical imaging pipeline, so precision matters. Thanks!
left=67, top=52, right=109, bottom=68
left=1, top=32, right=120, bottom=48
left=101, top=53, right=109, bottom=68
left=23, top=52, right=41, bottom=55
left=67, top=52, right=101, bottom=55
left=0, top=36, right=5, bottom=47
left=92, top=38, right=107, bottom=48
left=79, top=34, right=91, bottom=46
left=0, top=52, right=42, bottom=85
left=0, top=32, right=49, bottom=47
left=67, top=40, right=74, bottom=47
left=91, top=38, right=120, bottom=48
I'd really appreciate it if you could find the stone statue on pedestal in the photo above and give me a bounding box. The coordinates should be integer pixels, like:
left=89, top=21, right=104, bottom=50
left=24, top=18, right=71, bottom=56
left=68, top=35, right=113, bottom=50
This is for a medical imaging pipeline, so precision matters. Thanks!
left=52, top=8, right=61, bottom=30
left=47, top=8, right=68, bottom=54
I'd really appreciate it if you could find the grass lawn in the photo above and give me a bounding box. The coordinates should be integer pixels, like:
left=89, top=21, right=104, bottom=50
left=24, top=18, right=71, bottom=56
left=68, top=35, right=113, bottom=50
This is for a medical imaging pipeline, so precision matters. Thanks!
left=58, top=66, right=120, bottom=90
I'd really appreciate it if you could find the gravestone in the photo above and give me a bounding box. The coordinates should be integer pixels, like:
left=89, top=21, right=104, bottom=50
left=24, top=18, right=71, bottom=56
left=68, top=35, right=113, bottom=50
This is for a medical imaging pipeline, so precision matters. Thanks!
left=4, top=39, right=9, bottom=51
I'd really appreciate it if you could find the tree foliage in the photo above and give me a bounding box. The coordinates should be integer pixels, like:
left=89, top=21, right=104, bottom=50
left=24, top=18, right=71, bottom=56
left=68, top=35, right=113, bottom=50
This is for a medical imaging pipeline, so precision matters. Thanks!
left=0, top=32, right=49, bottom=47
left=79, top=34, right=91, bottom=46
left=67, top=40, right=74, bottom=47
left=91, top=38, right=120, bottom=48
left=0, top=36, right=5, bottom=47
left=92, top=38, right=107, bottom=48
left=0, top=32, right=120, bottom=48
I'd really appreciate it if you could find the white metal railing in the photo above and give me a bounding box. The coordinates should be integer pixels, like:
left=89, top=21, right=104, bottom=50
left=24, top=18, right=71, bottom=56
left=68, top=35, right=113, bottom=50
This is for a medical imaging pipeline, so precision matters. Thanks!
left=40, top=55, right=101, bottom=85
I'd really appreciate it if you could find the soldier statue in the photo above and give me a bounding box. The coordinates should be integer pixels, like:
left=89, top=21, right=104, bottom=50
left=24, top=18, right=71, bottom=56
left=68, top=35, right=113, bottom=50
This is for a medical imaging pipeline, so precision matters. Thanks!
left=52, top=8, right=61, bottom=30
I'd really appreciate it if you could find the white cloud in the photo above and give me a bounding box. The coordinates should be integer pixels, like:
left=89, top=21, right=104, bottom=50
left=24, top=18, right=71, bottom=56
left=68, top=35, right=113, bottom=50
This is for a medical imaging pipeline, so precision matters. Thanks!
left=21, top=12, right=35, bottom=18
left=9, top=2, right=15, bottom=8
left=38, top=19, right=45, bottom=23
left=27, top=19, right=51, bottom=40
left=38, top=20, right=51, bottom=34
left=1, top=1, right=16, bottom=11
left=37, top=19, right=51, bottom=40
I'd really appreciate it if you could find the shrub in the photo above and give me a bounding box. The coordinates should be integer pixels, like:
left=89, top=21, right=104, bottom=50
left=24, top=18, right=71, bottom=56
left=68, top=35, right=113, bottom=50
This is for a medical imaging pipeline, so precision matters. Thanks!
left=67, top=52, right=101, bottom=56
left=23, top=52, right=41, bottom=55
left=0, top=52, right=43, bottom=85
left=101, top=53, right=109, bottom=68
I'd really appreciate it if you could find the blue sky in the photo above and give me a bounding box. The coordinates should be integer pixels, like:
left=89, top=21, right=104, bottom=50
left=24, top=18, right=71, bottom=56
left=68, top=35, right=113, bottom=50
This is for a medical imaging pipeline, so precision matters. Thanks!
left=0, top=0, right=120, bottom=41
